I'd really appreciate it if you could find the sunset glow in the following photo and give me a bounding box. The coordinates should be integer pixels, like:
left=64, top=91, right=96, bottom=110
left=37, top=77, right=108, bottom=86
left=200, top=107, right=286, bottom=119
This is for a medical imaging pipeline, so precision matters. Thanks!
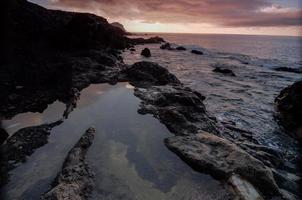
left=29, top=0, right=302, bottom=36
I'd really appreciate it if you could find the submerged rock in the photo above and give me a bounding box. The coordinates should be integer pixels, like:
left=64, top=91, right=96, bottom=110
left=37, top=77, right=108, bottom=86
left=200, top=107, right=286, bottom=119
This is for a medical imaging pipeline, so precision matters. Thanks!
left=41, top=127, right=95, bottom=200
left=275, top=80, right=302, bottom=142
left=213, top=67, right=236, bottom=76
left=165, top=131, right=279, bottom=198
left=124, top=61, right=181, bottom=87
left=141, top=48, right=151, bottom=57
left=191, top=50, right=204, bottom=55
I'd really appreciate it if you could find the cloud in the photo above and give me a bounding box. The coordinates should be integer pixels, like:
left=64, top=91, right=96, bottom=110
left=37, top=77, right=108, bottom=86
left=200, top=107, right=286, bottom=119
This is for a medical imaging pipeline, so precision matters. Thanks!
left=47, top=0, right=302, bottom=27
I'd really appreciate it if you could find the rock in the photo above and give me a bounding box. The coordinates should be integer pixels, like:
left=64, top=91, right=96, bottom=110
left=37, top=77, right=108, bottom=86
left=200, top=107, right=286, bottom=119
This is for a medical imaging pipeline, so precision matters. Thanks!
left=191, top=50, right=204, bottom=55
left=0, top=128, right=9, bottom=145
left=111, top=22, right=126, bottom=32
left=130, top=48, right=136, bottom=52
left=213, top=67, right=236, bottom=76
left=274, top=67, right=302, bottom=74
left=141, top=48, right=151, bottom=57
left=275, top=81, right=302, bottom=142
left=41, top=128, right=96, bottom=200
left=176, top=46, right=186, bottom=51
left=160, top=43, right=174, bottom=50
left=165, top=131, right=279, bottom=198
left=0, top=120, right=62, bottom=186
left=228, top=174, right=264, bottom=200
left=128, top=36, right=165, bottom=45
left=124, top=61, right=181, bottom=87
left=134, top=85, right=219, bottom=136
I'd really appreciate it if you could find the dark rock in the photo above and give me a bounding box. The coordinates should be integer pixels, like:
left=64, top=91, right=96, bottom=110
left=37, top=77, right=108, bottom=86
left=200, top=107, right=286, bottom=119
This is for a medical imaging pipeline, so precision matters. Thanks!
left=213, top=67, right=236, bottom=76
left=274, top=67, right=302, bottom=74
left=0, top=120, right=62, bottom=186
left=111, top=22, right=126, bottom=32
left=141, top=48, right=151, bottom=57
left=275, top=81, right=302, bottom=142
left=124, top=61, right=181, bottom=87
left=191, top=50, right=204, bottom=55
left=165, top=131, right=279, bottom=198
left=176, top=46, right=186, bottom=51
left=0, top=128, right=9, bottom=145
left=41, top=128, right=95, bottom=200
left=134, top=85, right=219, bottom=136
left=160, top=43, right=174, bottom=50
left=130, top=48, right=136, bottom=52
left=128, top=36, right=165, bottom=45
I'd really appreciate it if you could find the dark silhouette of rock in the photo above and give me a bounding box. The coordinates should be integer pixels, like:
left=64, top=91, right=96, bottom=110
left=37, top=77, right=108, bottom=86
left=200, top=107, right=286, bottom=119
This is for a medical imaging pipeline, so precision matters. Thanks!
left=128, top=36, right=165, bottom=45
left=111, top=22, right=126, bottom=32
left=275, top=81, right=302, bottom=142
left=191, top=50, right=204, bottom=55
left=213, top=67, right=236, bottom=76
left=124, top=62, right=180, bottom=87
left=41, top=128, right=95, bottom=200
left=274, top=67, right=302, bottom=74
left=160, top=43, right=174, bottom=50
left=176, top=46, right=186, bottom=51
left=130, top=48, right=136, bottom=52
left=141, top=48, right=151, bottom=57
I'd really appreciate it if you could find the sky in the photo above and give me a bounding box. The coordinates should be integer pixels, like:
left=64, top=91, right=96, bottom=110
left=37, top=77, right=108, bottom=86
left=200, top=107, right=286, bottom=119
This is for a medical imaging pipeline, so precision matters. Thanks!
left=31, top=0, right=302, bottom=36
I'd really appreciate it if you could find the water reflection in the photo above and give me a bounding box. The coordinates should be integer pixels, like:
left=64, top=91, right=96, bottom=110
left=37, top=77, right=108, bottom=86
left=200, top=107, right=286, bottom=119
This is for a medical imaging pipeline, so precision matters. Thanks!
left=1, top=83, right=231, bottom=200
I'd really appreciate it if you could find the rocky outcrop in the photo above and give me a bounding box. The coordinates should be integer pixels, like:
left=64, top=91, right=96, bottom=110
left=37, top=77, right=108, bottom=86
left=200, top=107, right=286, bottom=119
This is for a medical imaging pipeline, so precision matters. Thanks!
left=191, top=50, right=204, bottom=55
left=160, top=43, right=174, bottom=50
left=41, top=127, right=95, bottom=200
left=213, top=67, right=236, bottom=76
left=111, top=22, right=126, bottom=32
left=128, top=36, right=165, bottom=45
left=123, top=61, right=181, bottom=87
left=165, top=131, right=279, bottom=198
left=141, top=48, right=151, bottom=57
left=0, top=120, right=62, bottom=186
left=275, top=81, right=302, bottom=142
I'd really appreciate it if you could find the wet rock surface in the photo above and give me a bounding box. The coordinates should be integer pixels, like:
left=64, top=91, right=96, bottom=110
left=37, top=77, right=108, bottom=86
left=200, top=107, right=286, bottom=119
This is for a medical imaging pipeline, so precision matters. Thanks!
left=275, top=80, right=302, bottom=142
left=0, top=120, right=62, bottom=186
left=41, top=128, right=95, bottom=200
left=213, top=67, right=236, bottom=76
left=165, top=131, right=279, bottom=198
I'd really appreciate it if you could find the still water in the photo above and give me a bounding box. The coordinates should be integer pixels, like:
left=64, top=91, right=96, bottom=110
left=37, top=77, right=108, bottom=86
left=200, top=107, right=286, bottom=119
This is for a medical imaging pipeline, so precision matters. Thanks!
left=1, top=83, right=231, bottom=200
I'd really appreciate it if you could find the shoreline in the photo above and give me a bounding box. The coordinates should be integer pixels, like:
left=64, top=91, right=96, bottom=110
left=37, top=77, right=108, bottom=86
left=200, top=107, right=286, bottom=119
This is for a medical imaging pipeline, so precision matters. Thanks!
left=1, top=1, right=301, bottom=200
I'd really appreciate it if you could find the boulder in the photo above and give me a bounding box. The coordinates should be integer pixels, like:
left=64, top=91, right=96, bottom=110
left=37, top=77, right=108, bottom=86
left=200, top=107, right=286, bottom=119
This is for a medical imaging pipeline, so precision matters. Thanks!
left=213, top=67, right=236, bottom=76
left=176, top=46, right=186, bottom=51
left=141, top=48, right=151, bottom=57
left=41, top=128, right=96, bottom=200
left=165, top=131, right=279, bottom=198
left=191, top=50, right=204, bottom=55
left=160, top=43, right=173, bottom=50
left=124, top=61, right=180, bottom=87
left=275, top=81, right=302, bottom=142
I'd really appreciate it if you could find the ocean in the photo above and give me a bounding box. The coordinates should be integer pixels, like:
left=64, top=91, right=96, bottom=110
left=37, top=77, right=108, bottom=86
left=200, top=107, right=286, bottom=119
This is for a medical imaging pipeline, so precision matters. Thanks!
left=123, top=33, right=302, bottom=154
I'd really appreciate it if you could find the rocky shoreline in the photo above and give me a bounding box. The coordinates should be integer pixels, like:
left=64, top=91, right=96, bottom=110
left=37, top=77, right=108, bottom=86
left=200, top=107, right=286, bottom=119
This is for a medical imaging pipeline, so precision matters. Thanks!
left=1, top=0, right=301, bottom=200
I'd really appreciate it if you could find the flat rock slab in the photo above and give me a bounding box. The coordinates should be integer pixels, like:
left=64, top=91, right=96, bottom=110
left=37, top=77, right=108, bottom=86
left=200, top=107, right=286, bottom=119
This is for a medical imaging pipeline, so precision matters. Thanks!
left=41, top=127, right=96, bottom=200
left=165, top=131, right=279, bottom=198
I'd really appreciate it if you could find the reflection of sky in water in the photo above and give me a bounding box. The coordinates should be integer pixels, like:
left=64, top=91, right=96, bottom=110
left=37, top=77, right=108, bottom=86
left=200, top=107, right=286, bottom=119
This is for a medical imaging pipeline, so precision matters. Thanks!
left=1, top=83, right=230, bottom=200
